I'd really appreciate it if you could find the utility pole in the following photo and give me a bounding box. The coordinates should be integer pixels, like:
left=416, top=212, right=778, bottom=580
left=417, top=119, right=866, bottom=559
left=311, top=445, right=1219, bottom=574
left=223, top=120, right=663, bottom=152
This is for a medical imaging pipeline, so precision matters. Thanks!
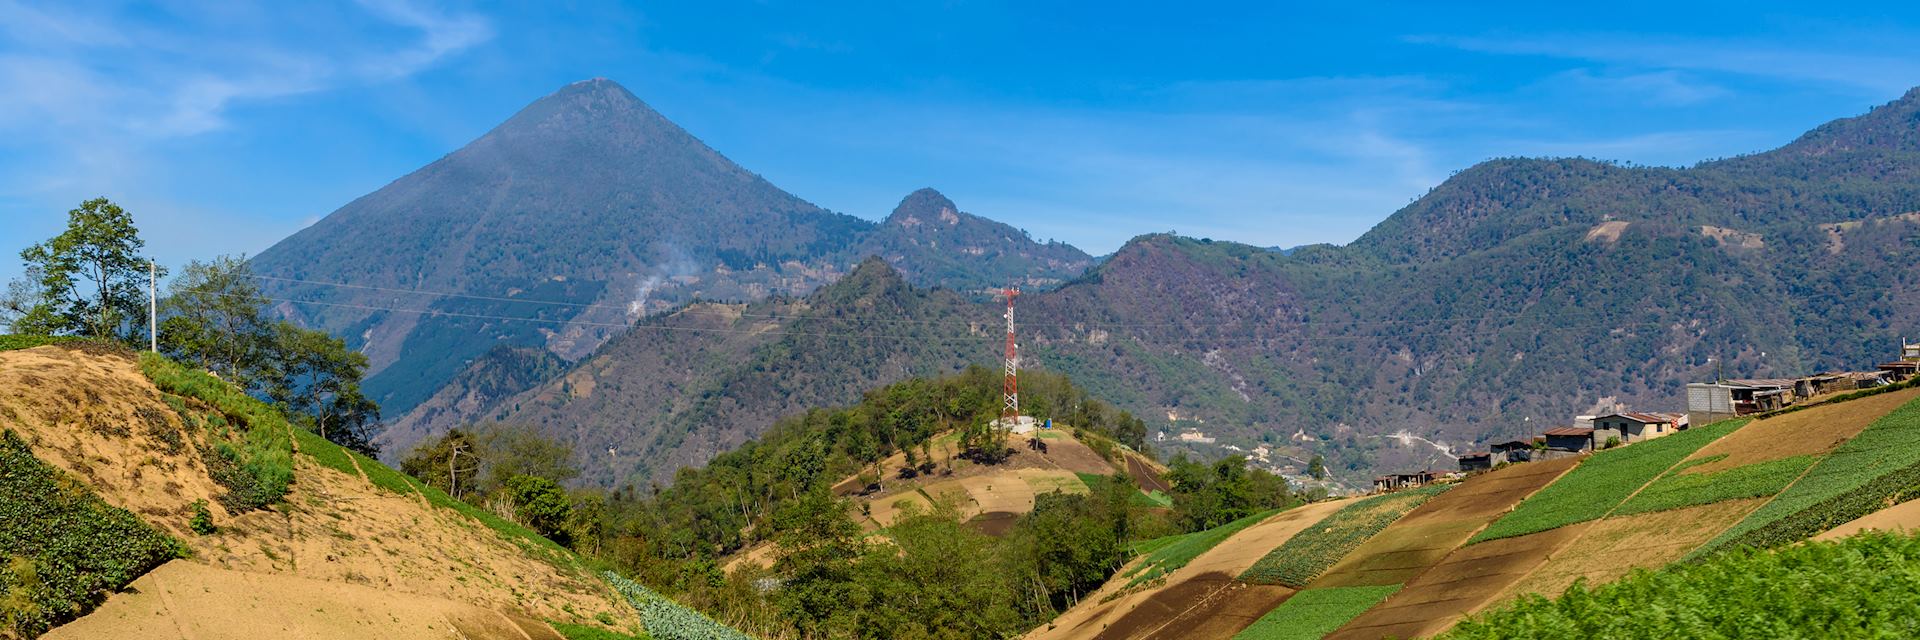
left=1000, top=286, right=1020, bottom=422
left=148, top=259, right=157, bottom=352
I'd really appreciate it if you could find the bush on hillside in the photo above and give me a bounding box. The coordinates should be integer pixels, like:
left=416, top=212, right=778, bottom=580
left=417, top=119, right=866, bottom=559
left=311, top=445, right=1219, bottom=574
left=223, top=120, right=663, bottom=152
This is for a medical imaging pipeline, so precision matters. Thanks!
left=1446, top=531, right=1920, bottom=639
left=0, top=429, right=185, bottom=638
left=137, top=352, right=292, bottom=511
left=0, top=335, right=81, bottom=351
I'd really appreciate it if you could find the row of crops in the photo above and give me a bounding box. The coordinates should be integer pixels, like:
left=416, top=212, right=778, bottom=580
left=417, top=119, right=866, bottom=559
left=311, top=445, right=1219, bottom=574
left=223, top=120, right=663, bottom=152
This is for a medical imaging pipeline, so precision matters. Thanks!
left=1696, top=399, right=1920, bottom=556
left=1233, top=585, right=1402, bottom=640
left=1468, top=419, right=1745, bottom=544
left=605, top=571, right=755, bottom=640
left=1612, top=454, right=1818, bottom=517
left=1239, top=484, right=1450, bottom=588
left=1123, top=507, right=1290, bottom=587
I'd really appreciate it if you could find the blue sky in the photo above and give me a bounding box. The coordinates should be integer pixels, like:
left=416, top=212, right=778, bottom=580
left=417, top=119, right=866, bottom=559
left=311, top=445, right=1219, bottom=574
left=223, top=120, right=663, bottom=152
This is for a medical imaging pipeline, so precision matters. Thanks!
left=3, top=1, right=1919, bottom=285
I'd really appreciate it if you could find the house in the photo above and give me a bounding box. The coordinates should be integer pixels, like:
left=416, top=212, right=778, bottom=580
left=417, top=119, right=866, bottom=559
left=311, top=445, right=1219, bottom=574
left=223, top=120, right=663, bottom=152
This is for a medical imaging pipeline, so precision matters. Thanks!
left=1591, top=412, right=1689, bottom=446
left=1373, top=470, right=1443, bottom=493
left=1490, top=439, right=1534, bottom=464
left=1879, top=361, right=1920, bottom=382
left=1542, top=426, right=1596, bottom=453
left=1794, top=373, right=1853, bottom=398
left=1846, top=371, right=1893, bottom=388
left=1458, top=453, right=1492, bottom=473
left=1687, top=379, right=1796, bottom=424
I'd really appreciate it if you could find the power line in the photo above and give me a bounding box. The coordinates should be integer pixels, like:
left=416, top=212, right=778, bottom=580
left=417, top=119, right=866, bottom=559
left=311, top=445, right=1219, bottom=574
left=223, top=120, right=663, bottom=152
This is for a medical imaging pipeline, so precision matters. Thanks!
left=257, top=294, right=1688, bottom=347
left=244, top=272, right=1656, bottom=331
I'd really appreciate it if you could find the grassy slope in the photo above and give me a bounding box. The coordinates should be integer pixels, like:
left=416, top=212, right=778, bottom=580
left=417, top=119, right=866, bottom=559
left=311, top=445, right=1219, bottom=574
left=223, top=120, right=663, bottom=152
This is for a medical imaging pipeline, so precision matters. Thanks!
left=1445, top=531, right=1920, bottom=639
left=1239, top=484, right=1450, bottom=588
left=1696, top=396, right=1920, bottom=556
left=1469, top=420, right=1744, bottom=544
left=1123, top=507, right=1291, bottom=588
left=1233, top=585, right=1403, bottom=640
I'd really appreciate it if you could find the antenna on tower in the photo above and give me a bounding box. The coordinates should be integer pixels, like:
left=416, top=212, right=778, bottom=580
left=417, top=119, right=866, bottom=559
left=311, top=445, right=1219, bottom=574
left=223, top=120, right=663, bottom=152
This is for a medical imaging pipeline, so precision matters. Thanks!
left=999, top=286, right=1021, bottom=423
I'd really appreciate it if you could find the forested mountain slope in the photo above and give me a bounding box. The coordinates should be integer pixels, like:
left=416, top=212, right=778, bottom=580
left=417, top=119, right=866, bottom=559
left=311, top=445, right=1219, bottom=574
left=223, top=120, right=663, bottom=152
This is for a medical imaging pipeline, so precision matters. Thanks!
left=252, top=79, right=1090, bottom=421
left=420, top=86, right=1920, bottom=486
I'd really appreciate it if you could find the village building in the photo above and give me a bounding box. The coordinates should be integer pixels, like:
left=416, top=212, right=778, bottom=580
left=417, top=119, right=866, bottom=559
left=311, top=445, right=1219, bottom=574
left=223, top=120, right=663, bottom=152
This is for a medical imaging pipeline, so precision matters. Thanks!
left=1373, top=469, right=1442, bottom=493
left=1686, top=378, right=1796, bottom=424
left=1457, top=452, right=1492, bottom=473
left=1176, top=430, right=1216, bottom=444
left=1591, top=412, right=1688, bottom=446
left=1879, top=361, right=1920, bottom=382
left=1489, top=439, right=1534, bottom=464
left=1542, top=426, right=1596, bottom=453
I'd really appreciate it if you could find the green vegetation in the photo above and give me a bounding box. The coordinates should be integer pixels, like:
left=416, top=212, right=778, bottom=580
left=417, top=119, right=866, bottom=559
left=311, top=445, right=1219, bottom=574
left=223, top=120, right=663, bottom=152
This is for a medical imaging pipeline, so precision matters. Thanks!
left=1240, top=484, right=1451, bottom=587
left=1470, top=420, right=1745, bottom=544
left=606, top=572, right=753, bottom=640
left=348, top=449, right=418, bottom=497
left=290, top=425, right=358, bottom=477
left=551, top=620, right=650, bottom=640
left=188, top=500, right=216, bottom=535
left=0, top=335, right=80, bottom=351
left=138, top=352, right=293, bottom=512
left=1, top=429, right=185, bottom=638
left=1613, top=455, right=1817, bottom=517
left=1124, top=507, right=1289, bottom=588
left=1447, top=531, right=1920, bottom=639
left=6, top=198, right=158, bottom=340
left=1233, top=585, right=1402, bottom=640
left=1696, top=398, right=1920, bottom=556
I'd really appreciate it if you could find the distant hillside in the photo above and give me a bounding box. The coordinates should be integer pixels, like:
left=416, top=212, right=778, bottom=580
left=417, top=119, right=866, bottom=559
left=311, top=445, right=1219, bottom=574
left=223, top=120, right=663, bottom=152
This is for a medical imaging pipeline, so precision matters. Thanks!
left=251, top=79, right=1091, bottom=420
left=419, top=86, right=1920, bottom=485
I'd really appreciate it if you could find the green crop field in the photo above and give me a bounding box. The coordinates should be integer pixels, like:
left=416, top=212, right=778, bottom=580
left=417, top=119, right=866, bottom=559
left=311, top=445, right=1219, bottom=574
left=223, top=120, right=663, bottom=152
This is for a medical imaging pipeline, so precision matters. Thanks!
left=1447, top=531, right=1920, bottom=639
left=1612, top=454, right=1817, bottom=517
left=1469, top=420, right=1745, bottom=544
left=606, top=571, right=753, bottom=640
left=1695, top=397, right=1920, bottom=556
left=1124, top=507, right=1289, bottom=588
left=1, top=429, right=185, bottom=638
left=1233, top=585, right=1402, bottom=640
left=1239, top=484, right=1449, bottom=588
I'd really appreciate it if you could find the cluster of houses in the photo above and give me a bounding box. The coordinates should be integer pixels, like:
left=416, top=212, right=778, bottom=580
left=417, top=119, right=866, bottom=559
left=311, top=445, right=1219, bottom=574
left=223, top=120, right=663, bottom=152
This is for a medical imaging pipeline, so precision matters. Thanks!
left=1370, top=341, right=1920, bottom=493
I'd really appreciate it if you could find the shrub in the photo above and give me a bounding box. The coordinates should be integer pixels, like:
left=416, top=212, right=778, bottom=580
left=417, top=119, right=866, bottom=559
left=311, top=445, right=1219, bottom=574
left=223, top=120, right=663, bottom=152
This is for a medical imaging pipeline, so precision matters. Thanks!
left=605, top=571, right=754, bottom=640
left=137, top=353, right=292, bottom=511
left=1695, top=398, right=1920, bottom=557
left=1240, top=485, right=1449, bottom=587
left=0, top=335, right=81, bottom=352
left=550, top=620, right=647, bottom=640
left=188, top=500, right=216, bottom=535
left=1612, top=455, right=1817, bottom=517
left=1, top=429, right=184, bottom=638
left=1446, top=531, right=1920, bottom=639
left=1234, top=585, right=1402, bottom=640
left=1469, top=420, right=1745, bottom=544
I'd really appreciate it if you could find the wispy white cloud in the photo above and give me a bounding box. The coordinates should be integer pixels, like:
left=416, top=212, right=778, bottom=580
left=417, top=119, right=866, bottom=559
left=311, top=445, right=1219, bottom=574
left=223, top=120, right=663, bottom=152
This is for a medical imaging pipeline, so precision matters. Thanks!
left=1543, top=69, right=1728, bottom=107
left=1409, top=32, right=1920, bottom=95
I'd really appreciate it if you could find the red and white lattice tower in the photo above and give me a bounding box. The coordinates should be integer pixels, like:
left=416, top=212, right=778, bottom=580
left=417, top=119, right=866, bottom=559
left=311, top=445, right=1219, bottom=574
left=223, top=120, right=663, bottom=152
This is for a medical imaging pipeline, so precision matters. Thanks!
left=1000, top=287, right=1021, bottom=421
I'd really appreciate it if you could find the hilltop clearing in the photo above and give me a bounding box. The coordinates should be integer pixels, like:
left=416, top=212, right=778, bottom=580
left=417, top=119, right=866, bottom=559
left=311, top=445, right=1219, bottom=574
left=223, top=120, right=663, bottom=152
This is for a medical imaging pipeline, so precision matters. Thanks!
left=0, top=343, right=645, bottom=639
left=1034, top=385, right=1920, bottom=639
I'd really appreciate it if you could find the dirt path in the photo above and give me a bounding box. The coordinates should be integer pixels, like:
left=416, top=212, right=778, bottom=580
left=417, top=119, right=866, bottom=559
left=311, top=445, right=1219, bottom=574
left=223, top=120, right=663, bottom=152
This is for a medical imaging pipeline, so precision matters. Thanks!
left=48, top=560, right=565, bottom=640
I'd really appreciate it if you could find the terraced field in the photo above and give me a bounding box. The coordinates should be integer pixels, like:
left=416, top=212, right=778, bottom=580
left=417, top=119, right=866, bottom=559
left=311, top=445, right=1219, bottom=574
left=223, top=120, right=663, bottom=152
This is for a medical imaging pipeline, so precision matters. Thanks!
left=1239, top=485, right=1451, bottom=588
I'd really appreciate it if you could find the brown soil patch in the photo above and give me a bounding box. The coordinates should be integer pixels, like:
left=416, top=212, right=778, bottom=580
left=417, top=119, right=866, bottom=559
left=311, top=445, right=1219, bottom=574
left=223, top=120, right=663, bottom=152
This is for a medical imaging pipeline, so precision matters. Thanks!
left=1314, top=458, right=1580, bottom=588
left=1585, top=220, right=1630, bottom=244
left=1, top=347, right=637, bottom=632
left=46, top=560, right=576, bottom=640
left=1138, top=575, right=1294, bottom=640
left=1324, top=524, right=1592, bottom=640
left=1028, top=500, right=1354, bottom=640
left=1682, top=387, right=1920, bottom=475
left=1500, top=497, right=1764, bottom=602
left=1815, top=497, right=1920, bottom=541
left=969, top=511, right=1020, bottom=536
left=1127, top=455, right=1170, bottom=494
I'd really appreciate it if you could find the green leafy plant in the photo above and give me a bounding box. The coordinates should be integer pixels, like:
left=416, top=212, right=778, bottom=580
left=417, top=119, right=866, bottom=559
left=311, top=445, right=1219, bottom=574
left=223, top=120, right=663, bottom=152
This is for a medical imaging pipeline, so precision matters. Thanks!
left=550, top=620, right=648, bottom=640
left=1234, top=585, right=1402, bottom=640
left=1239, top=484, right=1450, bottom=587
left=1470, top=419, right=1745, bottom=544
left=605, top=571, right=753, bottom=640
left=188, top=500, right=216, bottom=535
left=1, top=429, right=184, bottom=638
left=1446, top=531, right=1920, bottom=639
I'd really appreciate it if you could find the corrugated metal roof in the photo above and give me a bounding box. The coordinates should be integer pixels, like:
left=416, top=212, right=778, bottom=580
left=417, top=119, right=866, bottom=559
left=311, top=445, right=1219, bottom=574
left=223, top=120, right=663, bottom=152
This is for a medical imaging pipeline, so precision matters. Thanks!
left=1542, top=427, right=1594, bottom=437
left=1724, top=378, right=1797, bottom=388
left=1600, top=412, right=1685, bottom=424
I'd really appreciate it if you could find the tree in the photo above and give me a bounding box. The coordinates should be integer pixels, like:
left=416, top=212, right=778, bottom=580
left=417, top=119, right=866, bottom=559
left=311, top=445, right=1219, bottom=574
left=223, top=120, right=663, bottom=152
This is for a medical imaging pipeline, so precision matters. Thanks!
left=1308, top=454, right=1328, bottom=480
left=401, top=429, right=483, bottom=498
left=159, top=256, right=272, bottom=386
left=473, top=423, right=579, bottom=493
left=263, top=323, right=380, bottom=455
left=503, top=474, right=573, bottom=545
left=18, top=198, right=157, bottom=340
left=0, top=266, right=60, bottom=335
left=772, top=488, right=862, bottom=638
